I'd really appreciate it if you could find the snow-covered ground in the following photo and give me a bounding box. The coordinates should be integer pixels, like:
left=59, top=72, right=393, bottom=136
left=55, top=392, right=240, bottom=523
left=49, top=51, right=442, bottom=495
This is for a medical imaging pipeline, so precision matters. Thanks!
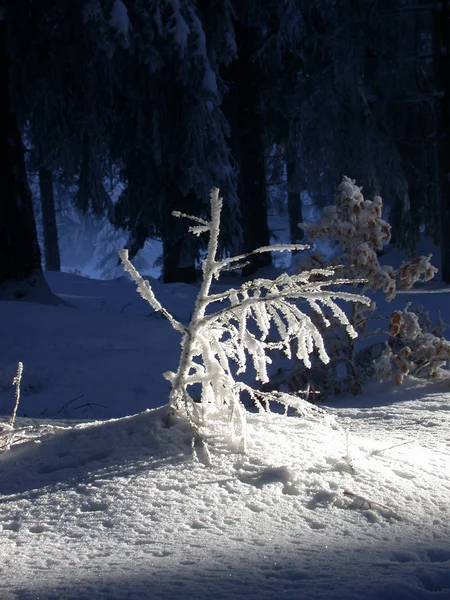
left=1, top=269, right=450, bottom=599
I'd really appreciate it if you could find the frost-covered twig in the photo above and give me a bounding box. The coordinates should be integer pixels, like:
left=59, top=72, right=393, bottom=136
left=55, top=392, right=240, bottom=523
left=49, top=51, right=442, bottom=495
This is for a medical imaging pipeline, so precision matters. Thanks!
left=214, top=243, right=309, bottom=275
left=396, top=288, right=450, bottom=294
left=119, top=250, right=186, bottom=334
left=0, top=422, right=67, bottom=452
left=342, top=489, right=400, bottom=520
left=9, top=362, right=23, bottom=428
left=370, top=440, right=413, bottom=456
left=344, top=430, right=354, bottom=470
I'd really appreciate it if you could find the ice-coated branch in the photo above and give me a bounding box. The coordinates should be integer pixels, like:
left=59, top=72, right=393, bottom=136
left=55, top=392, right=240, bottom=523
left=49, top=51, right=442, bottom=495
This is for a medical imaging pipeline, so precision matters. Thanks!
left=171, top=210, right=209, bottom=226
left=203, top=274, right=369, bottom=324
left=215, top=243, right=309, bottom=274
left=118, top=249, right=185, bottom=334
left=9, top=361, right=23, bottom=428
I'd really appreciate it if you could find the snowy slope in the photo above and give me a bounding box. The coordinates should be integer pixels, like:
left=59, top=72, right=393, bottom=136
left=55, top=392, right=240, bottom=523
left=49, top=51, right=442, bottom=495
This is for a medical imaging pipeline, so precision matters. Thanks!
left=0, top=272, right=196, bottom=419
left=0, top=271, right=450, bottom=599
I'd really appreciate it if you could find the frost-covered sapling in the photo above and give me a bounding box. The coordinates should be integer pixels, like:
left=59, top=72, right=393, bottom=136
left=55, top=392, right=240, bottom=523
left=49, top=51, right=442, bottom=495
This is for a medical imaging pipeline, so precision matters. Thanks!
left=295, top=177, right=439, bottom=394
left=120, top=188, right=368, bottom=449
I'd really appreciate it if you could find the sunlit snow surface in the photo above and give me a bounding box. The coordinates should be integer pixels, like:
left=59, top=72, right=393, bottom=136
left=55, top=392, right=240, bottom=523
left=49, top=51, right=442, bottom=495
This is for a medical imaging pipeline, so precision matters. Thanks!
left=1, top=270, right=450, bottom=599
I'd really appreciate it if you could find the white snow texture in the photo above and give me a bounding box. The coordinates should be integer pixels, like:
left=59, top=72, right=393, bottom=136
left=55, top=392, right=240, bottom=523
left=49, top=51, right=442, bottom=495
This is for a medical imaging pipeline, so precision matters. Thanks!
left=0, top=242, right=450, bottom=598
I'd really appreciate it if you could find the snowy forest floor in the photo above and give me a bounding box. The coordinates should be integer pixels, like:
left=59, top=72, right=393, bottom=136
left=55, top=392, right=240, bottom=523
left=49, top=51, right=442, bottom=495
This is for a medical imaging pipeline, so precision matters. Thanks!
left=1, top=268, right=450, bottom=599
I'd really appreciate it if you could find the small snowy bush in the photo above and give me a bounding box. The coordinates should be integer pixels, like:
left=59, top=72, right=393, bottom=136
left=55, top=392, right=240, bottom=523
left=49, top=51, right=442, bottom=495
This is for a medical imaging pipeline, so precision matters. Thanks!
left=292, top=177, right=439, bottom=395
left=376, top=306, right=450, bottom=384
left=120, top=188, right=368, bottom=451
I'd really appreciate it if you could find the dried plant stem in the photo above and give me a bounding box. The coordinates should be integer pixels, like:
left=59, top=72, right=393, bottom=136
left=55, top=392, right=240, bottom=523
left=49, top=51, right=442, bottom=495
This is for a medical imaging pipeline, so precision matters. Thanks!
left=9, top=362, right=24, bottom=428
left=370, top=440, right=413, bottom=456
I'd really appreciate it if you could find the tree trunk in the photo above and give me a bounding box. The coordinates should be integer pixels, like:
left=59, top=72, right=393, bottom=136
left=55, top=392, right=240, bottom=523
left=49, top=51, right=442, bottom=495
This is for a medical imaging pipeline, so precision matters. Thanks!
left=162, top=189, right=197, bottom=284
left=162, top=237, right=197, bottom=284
left=38, top=166, right=61, bottom=271
left=0, top=20, right=42, bottom=285
left=223, top=22, right=271, bottom=276
left=435, top=0, right=450, bottom=283
left=76, top=134, right=116, bottom=221
left=285, top=145, right=303, bottom=246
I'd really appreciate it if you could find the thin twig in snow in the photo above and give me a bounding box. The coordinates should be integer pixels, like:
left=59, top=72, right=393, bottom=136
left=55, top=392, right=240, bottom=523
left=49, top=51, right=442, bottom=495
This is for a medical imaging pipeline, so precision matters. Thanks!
left=370, top=440, right=414, bottom=456
left=9, top=362, right=23, bottom=428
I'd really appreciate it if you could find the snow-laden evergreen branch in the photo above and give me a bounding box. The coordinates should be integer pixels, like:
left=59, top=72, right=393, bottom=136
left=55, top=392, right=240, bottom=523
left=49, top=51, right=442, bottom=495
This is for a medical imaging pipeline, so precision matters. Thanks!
left=121, top=188, right=369, bottom=448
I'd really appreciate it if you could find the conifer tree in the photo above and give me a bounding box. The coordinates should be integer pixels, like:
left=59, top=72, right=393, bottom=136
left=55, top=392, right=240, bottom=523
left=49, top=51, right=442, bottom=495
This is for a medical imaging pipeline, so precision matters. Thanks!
left=111, top=0, right=240, bottom=282
left=0, top=18, right=42, bottom=288
left=434, top=0, right=450, bottom=282
left=38, top=167, right=61, bottom=272
left=6, top=0, right=119, bottom=261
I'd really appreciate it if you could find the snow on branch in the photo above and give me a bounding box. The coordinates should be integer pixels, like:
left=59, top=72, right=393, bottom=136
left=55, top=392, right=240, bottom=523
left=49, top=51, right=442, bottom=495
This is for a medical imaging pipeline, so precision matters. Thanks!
left=121, top=187, right=369, bottom=450
left=118, top=249, right=185, bottom=334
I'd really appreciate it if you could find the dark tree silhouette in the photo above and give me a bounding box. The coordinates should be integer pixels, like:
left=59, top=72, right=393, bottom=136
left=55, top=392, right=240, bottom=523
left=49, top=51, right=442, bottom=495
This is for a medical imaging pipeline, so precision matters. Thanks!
left=38, top=167, right=61, bottom=272
left=0, top=20, right=42, bottom=286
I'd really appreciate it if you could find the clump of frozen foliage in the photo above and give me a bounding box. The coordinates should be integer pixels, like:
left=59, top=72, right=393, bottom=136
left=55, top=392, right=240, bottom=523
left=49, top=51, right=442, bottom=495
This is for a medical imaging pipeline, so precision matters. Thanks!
left=291, top=177, right=440, bottom=395
left=376, top=305, right=450, bottom=384
left=299, top=177, right=437, bottom=305
left=120, top=188, right=368, bottom=449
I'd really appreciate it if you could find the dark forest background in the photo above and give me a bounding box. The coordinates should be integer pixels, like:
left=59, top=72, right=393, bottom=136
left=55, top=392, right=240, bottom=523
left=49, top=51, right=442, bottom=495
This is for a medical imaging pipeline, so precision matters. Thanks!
left=2, top=0, right=450, bottom=289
